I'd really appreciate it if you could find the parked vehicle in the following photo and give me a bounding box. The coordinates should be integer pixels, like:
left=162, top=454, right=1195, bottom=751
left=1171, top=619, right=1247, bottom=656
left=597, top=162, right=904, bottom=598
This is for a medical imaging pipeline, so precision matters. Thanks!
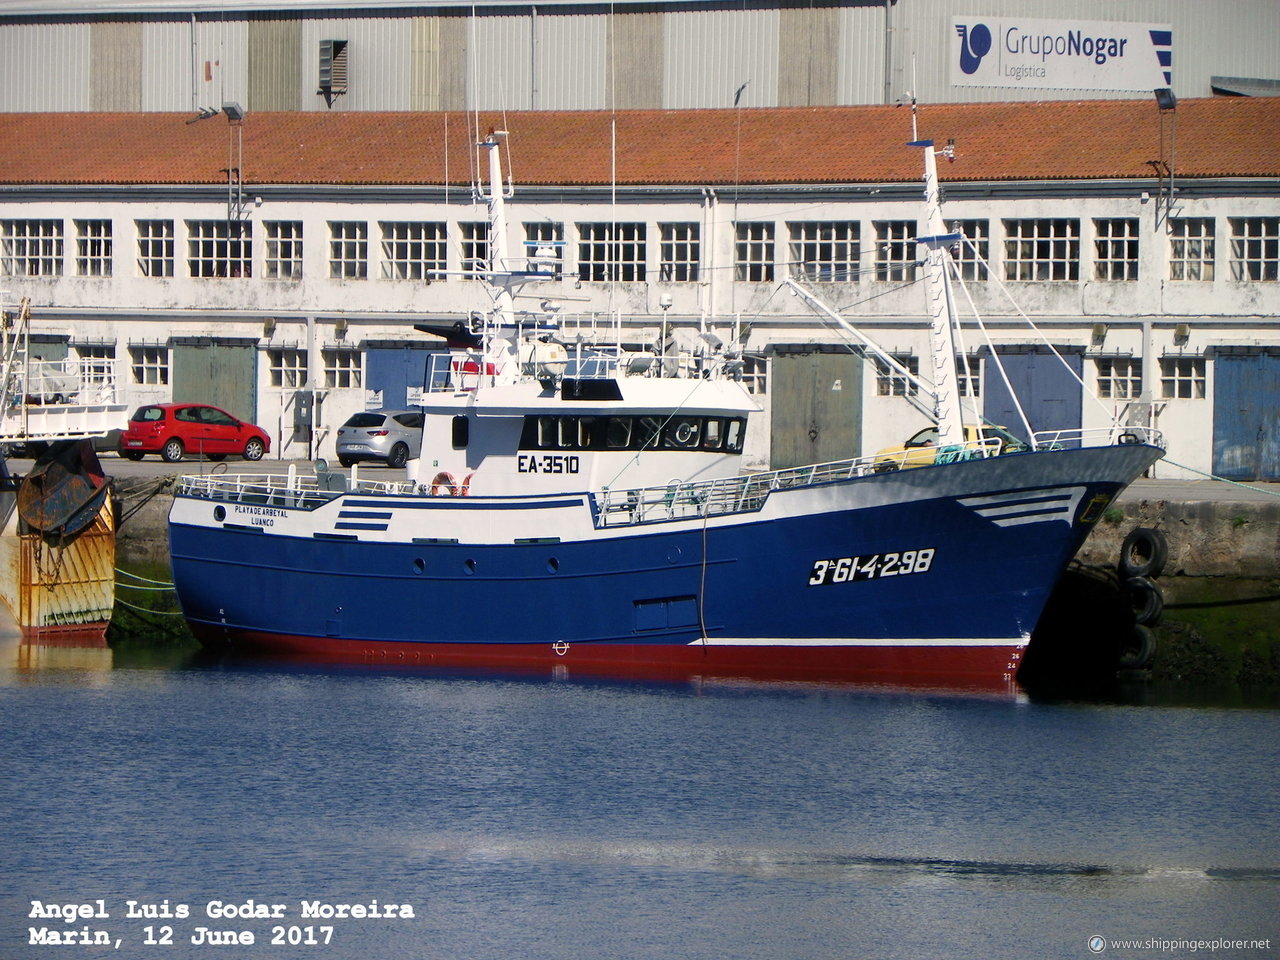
left=118, top=403, right=270, bottom=463
left=335, top=409, right=423, bottom=468
left=872, top=424, right=1027, bottom=472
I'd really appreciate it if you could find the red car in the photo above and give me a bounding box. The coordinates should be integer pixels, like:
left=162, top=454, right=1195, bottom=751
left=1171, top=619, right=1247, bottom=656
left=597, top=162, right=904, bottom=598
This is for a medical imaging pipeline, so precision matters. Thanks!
left=118, top=403, right=270, bottom=463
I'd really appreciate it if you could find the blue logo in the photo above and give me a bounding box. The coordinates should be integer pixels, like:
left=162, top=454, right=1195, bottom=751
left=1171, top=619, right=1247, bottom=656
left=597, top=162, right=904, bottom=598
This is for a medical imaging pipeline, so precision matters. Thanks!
left=956, top=23, right=992, bottom=74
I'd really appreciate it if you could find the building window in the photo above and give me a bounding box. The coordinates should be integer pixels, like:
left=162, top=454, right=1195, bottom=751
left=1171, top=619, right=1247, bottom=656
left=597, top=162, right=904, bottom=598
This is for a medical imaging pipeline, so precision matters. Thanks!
left=734, top=222, right=774, bottom=282
left=329, top=221, right=368, bottom=280
left=788, top=221, right=858, bottom=282
left=740, top=354, right=768, bottom=395
left=956, top=355, right=981, bottom=398
left=1169, top=218, right=1214, bottom=281
left=659, top=222, right=700, bottom=282
left=264, top=221, right=303, bottom=280
left=1159, top=356, right=1206, bottom=399
left=323, top=348, right=361, bottom=389
left=874, top=221, right=917, bottom=281
left=524, top=222, right=563, bottom=278
left=459, top=222, right=489, bottom=279
left=577, top=222, right=646, bottom=282
left=1094, top=218, right=1139, bottom=281
left=1228, top=217, right=1280, bottom=281
left=950, top=220, right=990, bottom=281
left=187, top=220, right=251, bottom=278
left=1003, top=219, right=1080, bottom=281
left=76, top=344, right=115, bottom=384
left=129, top=345, right=169, bottom=385
left=876, top=354, right=919, bottom=397
left=136, top=220, right=174, bottom=278
left=75, top=219, right=112, bottom=277
left=0, top=219, right=63, bottom=277
left=377, top=221, right=445, bottom=281
left=1096, top=357, right=1142, bottom=399
left=268, top=348, right=308, bottom=388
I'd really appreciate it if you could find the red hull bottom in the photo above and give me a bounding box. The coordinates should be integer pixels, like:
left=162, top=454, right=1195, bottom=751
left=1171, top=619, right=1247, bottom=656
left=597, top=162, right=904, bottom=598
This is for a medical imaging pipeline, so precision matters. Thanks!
left=190, top=624, right=1026, bottom=696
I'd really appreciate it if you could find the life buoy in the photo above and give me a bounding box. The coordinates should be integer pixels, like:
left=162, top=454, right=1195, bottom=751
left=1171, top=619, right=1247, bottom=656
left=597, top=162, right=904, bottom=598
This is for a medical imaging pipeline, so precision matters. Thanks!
left=459, top=472, right=474, bottom=496
left=429, top=471, right=457, bottom=496
left=1118, top=623, right=1157, bottom=670
left=1118, top=527, right=1168, bottom=579
left=1123, top=576, right=1164, bottom=627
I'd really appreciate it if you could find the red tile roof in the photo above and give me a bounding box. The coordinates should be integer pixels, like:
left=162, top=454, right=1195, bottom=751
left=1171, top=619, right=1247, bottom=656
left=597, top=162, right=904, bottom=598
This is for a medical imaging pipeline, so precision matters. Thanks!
left=0, top=99, right=1277, bottom=188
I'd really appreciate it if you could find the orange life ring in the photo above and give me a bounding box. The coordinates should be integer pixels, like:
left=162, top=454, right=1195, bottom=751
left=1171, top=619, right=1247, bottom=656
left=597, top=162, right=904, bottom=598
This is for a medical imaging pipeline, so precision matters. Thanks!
left=459, top=472, right=474, bottom=496
left=429, top=471, right=457, bottom=496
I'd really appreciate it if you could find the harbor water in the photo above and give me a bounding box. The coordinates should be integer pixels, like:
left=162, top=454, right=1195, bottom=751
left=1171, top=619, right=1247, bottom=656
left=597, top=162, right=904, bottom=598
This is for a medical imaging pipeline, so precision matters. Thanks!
left=2, top=629, right=1277, bottom=960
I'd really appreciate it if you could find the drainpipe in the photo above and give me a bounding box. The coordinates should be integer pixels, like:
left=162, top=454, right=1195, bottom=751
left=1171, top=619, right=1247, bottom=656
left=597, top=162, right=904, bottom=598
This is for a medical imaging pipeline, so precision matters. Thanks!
left=883, top=0, right=894, bottom=105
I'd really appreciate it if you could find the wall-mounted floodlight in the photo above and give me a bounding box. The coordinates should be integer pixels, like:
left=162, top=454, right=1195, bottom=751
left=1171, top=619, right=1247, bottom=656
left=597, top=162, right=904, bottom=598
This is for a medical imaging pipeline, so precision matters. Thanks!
left=222, top=101, right=245, bottom=121
left=1154, top=88, right=1177, bottom=111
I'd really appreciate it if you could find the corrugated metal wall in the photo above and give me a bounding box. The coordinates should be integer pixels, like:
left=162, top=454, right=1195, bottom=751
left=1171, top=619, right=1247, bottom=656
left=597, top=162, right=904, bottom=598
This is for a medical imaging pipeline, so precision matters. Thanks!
left=0, top=0, right=1276, bottom=113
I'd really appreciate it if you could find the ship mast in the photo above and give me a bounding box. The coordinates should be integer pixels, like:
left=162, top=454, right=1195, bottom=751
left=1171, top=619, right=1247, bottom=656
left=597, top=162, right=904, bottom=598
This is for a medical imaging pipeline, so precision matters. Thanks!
left=912, top=138, right=966, bottom=447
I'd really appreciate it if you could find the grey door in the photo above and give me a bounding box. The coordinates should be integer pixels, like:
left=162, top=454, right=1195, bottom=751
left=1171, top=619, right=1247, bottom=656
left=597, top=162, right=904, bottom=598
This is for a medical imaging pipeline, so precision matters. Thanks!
left=768, top=351, right=862, bottom=469
left=172, top=339, right=258, bottom=423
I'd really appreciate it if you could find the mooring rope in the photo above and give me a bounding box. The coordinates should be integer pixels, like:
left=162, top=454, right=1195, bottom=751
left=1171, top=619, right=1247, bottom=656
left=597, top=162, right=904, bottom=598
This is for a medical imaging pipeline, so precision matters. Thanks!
left=1160, top=458, right=1280, bottom=499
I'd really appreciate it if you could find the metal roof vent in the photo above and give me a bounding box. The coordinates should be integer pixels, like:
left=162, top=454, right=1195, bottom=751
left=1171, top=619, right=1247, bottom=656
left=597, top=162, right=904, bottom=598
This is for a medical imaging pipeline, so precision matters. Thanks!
left=319, top=39, right=349, bottom=107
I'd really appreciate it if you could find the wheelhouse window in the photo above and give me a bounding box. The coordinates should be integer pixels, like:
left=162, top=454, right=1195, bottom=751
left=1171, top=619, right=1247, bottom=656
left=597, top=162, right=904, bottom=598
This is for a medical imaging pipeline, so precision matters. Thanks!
left=789, top=221, right=859, bottom=282
left=136, top=220, right=174, bottom=278
left=1003, top=218, right=1080, bottom=281
left=329, top=221, right=368, bottom=279
left=519, top=414, right=745, bottom=453
left=577, top=222, right=646, bottom=282
left=659, top=222, right=700, bottom=282
left=379, top=221, right=444, bottom=281
left=264, top=221, right=303, bottom=280
left=1229, top=217, right=1279, bottom=281
left=734, top=222, right=774, bottom=282
left=0, top=219, right=63, bottom=277
left=1094, top=218, right=1139, bottom=281
left=874, top=220, right=917, bottom=282
left=75, top=219, right=112, bottom=277
left=1170, top=218, right=1214, bottom=281
left=187, top=219, right=252, bottom=278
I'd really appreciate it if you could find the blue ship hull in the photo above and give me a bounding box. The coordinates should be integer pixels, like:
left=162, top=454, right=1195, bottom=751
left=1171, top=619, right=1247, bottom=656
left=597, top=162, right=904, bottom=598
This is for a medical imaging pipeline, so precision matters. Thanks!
left=169, top=444, right=1161, bottom=687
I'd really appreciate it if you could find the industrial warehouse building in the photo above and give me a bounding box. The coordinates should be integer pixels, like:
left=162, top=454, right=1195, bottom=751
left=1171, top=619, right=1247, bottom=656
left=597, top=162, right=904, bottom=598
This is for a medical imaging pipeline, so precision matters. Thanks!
left=0, top=0, right=1277, bottom=478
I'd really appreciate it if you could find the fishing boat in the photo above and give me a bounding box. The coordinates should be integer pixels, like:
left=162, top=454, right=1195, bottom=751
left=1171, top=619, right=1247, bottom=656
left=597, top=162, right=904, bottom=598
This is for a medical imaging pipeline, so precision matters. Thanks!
left=167, top=132, right=1164, bottom=690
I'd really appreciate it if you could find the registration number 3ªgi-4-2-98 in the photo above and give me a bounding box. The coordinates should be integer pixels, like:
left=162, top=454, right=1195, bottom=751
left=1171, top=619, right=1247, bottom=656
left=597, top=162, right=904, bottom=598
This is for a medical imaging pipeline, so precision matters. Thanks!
left=808, top=548, right=936, bottom=586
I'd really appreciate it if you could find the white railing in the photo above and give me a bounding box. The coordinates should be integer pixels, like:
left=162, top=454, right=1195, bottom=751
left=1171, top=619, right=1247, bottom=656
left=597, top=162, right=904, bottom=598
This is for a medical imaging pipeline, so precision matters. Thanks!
left=177, top=469, right=416, bottom=509
left=1031, top=425, right=1164, bottom=451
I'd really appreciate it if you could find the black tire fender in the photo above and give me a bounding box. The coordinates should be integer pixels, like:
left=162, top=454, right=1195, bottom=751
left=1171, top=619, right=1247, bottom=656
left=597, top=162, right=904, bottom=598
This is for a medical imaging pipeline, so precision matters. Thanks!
left=1123, top=576, right=1164, bottom=627
left=1119, top=526, right=1168, bottom=579
left=1118, top=623, right=1157, bottom=670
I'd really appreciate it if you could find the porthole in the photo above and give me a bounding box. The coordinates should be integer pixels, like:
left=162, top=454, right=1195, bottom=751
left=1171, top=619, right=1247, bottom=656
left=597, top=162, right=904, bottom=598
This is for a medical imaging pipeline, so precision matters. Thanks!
left=412, top=558, right=425, bottom=575
left=547, top=557, right=559, bottom=574
left=213, top=505, right=226, bottom=522
left=464, top=558, right=477, bottom=575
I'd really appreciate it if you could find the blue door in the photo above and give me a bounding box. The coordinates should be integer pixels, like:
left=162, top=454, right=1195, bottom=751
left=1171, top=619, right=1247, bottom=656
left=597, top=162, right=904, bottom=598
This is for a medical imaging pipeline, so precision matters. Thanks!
left=1213, top=352, right=1280, bottom=481
left=365, top=343, right=439, bottom=409
left=981, top=346, right=1083, bottom=445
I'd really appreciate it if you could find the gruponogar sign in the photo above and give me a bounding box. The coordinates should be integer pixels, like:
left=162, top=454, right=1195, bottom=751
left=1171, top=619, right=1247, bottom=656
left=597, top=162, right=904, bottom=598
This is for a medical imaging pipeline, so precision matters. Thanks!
left=951, top=17, right=1172, bottom=92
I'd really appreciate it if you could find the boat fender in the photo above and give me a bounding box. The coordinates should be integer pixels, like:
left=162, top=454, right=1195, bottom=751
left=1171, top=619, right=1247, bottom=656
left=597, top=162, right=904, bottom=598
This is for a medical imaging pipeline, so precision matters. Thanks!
left=1118, top=527, right=1168, bottom=579
left=1123, top=576, right=1164, bottom=627
left=1118, top=623, right=1157, bottom=671
left=429, top=471, right=457, bottom=496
